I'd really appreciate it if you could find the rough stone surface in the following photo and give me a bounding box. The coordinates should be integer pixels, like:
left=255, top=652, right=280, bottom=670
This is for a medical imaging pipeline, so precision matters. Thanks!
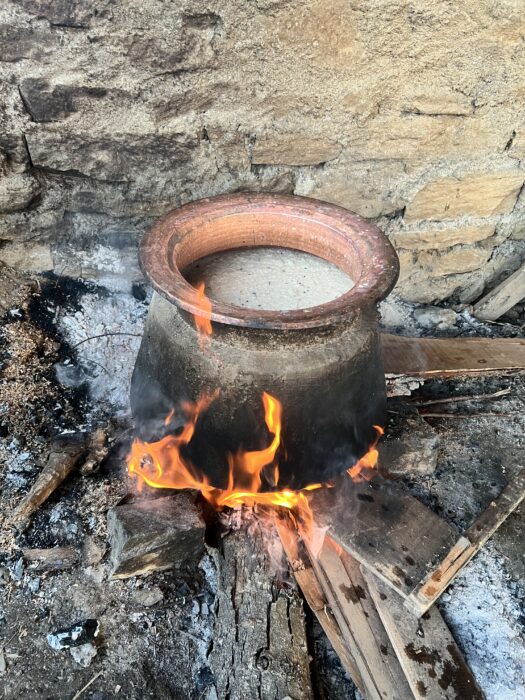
left=0, top=242, right=53, bottom=272
left=1, top=0, right=525, bottom=303
left=379, top=415, right=440, bottom=478
left=390, top=224, right=496, bottom=251
left=107, top=493, right=206, bottom=579
left=405, top=172, right=525, bottom=222
left=252, top=135, right=341, bottom=166
left=0, top=174, right=41, bottom=213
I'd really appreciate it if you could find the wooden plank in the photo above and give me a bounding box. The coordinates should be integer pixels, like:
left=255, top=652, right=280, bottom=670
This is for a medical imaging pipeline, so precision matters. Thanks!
left=307, top=542, right=387, bottom=700
left=308, top=470, right=525, bottom=617
left=381, top=334, right=525, bottom=378
left=473, top=263, right=525, bottom=320
left=407, top=468, right=525, bottom=613
left=338, top=548, right=410, bottom=685
left=329, top=546, right=414, bottom=700
left=275, top=517, right=365, bottom=694
left=307, top=473, right=459, bottom=603
left=364, top=570, right=485, bottom=700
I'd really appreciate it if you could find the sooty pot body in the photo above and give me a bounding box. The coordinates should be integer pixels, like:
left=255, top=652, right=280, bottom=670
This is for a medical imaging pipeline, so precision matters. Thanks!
left=130, top=291, right=386, bottom=489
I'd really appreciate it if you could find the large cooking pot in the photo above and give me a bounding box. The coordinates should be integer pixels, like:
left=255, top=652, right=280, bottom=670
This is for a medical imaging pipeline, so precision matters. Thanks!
left=130, top=193, right=399, bottom=489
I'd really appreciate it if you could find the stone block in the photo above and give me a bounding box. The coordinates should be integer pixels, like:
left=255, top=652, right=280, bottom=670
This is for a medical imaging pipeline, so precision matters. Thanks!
left=347, top=116, right=506, bottom=163
left=400, top=91, right=473, bottom=116
left=0, top=24, right=55, bottom=62
left=25, top=131, right=198, bottom=183
left=19, top=79, right=107, bottom=123
left=0, top=174, right=40, bottom=213
left=398, top=247, right=491, bottom=281
left=303, top=164, right=405, bottom=218
left=0, top=242, right=53, bottom=271
left=107, top=493, right=206, bottom=579
left=405, top=172, right=525, bottom=221
left=420, top=247, right=492, bottom=276
left=11, top=0, right=112, bottom=28
left=390, top=224, right=495, bottom=251
left=252, top=135, right=341, bottom=166
left=413, top=306, right=458, bottom=329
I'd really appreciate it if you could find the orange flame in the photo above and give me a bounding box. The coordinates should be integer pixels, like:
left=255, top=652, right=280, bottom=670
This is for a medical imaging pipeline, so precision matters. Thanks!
left=127, top=393, right=383, bottom=549
left=193, top=282, right=212, bottom=351
left=347, top=425, right=383, bottom=482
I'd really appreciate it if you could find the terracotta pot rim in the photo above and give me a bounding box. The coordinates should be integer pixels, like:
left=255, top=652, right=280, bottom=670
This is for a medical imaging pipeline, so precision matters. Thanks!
left=140, top=192, right=399, bottom=330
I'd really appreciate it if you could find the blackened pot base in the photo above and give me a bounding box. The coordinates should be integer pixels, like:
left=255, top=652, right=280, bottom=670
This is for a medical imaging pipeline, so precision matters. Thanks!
left=130, top=292, right=386, bottom=490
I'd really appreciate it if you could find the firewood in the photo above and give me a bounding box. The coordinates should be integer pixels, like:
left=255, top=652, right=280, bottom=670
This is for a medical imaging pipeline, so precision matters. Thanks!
left=80, top=428, right=109, bottom=475
left=275, top=516, right=365, bottom=694
left=209, top=522, right=314, bottom=700
left=107, top=493, right=205, bottom=579
left=23, top=546, right=78, bottom=571
left=473, top=262, right=525, bottom=321
left=11, top=433, right=89, bottom=530
left=307, top=538, right=413, bottom=700
left=364, top=570, right=485, bottom=700
left=407, top=468, right=525, bottom=613
left=382, top=334, right=525, bottom=378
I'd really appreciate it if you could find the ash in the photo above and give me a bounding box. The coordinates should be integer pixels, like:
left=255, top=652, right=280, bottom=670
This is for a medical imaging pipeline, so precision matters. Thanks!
left=57, top=287, right=147, bottom=414
left=0, top=267, right=524, bottom=698
left=440, top=546, right=525, bottom=700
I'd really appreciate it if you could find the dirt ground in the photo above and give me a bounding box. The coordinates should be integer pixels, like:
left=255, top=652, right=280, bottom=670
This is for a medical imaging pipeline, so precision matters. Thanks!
left=0, top=266, right=524, bottom=699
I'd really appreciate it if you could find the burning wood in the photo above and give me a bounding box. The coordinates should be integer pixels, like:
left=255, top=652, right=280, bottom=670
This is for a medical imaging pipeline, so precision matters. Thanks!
left=278, top=520, right=485, bottom=700
left=306, top=467, right=525, bottom=616
left=210, top=521, right=313, bottom=700
left=306, top=471, right=458, bottom=606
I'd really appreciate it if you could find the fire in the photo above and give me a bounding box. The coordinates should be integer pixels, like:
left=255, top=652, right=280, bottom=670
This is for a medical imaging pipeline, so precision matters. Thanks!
left=347, top=424, right=383, bottom=482
left=193, top=282, right=212, bottom=350
left=127, top=392, right=383, bottom=546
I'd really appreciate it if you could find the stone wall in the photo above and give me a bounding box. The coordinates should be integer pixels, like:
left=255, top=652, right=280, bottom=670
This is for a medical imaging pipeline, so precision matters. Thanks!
left=1, top=0, right=524, bottom=303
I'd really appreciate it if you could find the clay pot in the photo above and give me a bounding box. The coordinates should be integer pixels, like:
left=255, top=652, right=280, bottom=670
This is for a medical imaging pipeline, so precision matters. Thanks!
left=131, top=193, right=399, bottom=489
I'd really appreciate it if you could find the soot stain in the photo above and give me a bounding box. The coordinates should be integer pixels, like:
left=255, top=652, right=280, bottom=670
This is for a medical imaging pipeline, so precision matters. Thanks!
left=404, top=642, right=439, bottom=667
left=357, top=493, right=374, bottom=502
left=416, top=680, right=427, bottom=697
left=339, top=583, right=367, bottom=604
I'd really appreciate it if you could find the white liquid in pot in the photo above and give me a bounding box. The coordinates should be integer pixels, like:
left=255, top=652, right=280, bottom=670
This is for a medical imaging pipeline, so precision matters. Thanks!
left=184, top=247, right=354, bottom=312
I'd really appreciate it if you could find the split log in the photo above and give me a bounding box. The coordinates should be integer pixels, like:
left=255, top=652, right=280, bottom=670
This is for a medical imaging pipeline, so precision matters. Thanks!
left=364, top=571, right=484, bottom=700
left=107, top=493, right=205, bottom=579
left=11, top=433, right=89, bottom=530
left=382, top=334, right=525, bottom=379
left=275, top=517, right=364, bottom=694
left=209, top=522, right=313, bottom=700
left=408, top=468, right=525, bottom=613
left=473, top=262, right=525, bottom=321
left=23, top=546, right=78, bottom=572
